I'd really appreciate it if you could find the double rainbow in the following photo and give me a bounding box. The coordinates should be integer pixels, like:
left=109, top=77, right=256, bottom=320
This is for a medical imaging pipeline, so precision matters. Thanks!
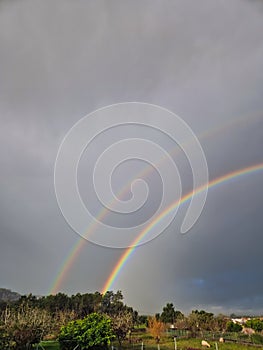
left=50, top=162, right=263, bottom=295
left=50, top=111, right=263, bottom=295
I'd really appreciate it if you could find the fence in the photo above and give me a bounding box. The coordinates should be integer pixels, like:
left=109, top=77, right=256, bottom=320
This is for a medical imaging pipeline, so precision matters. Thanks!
left=168, top=329, right=263, bottom=346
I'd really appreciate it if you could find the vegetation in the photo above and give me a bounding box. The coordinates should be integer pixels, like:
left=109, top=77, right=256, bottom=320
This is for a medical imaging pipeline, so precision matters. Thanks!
left=148, top=316, right=165, bottom=342
left=41, top=334, right=263, bottom=350
left=111, top=309, right=133, bottom=346
left=59, top=312, right=115, bottom=350
left=0, top=303, right=53, bottom=349
left=246, top=318, right=263, bottom=332
left=1, top=288, right=263, bottom=349
left=226, top=320, right=243, bottom=332
left=0, top=290, right=135, bottom=349
left=160, top=303, right=183, bottom=324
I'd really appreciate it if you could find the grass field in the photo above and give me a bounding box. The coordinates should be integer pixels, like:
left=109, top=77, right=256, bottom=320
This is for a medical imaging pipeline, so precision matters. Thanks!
left=175, top=338, right=263, bottom=350
left=38, top=341, right=59, bottom=350
left=39, top=337, right=263, bottom=350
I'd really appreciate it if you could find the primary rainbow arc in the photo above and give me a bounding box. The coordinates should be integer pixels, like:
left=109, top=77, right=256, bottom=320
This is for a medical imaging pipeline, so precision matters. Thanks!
left=101, top=162, right=263, bottom=294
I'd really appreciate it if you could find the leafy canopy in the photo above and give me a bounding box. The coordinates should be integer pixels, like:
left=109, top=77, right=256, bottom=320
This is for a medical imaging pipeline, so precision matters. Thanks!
left=59, top=312, right=115, bottom=350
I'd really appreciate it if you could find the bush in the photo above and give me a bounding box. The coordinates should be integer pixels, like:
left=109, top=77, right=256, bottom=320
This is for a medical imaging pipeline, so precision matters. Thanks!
left=59, top=313, right=115, bottom=350
left=226, top=321, right=242, bottom=332
left=246, top=319, right=263, bottom=332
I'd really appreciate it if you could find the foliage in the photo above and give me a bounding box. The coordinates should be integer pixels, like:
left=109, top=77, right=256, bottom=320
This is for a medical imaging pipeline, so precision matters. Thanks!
left=211, top=314, right=227, bottom=332
left=174, top=315, right=189, bottom=330
left=226, top=321, right=242, bottom=332
left=58, top=312, right=115, bottom=350
left=137, top=315, right=148, bottom=327
left=0, top=303, right=53, bottom=349
left=99, top=291, right=135, bottom=347
left=110, top=310, right=134, bottom=346
left=188, top=310, right=214, bottom=331
left=1, top=290, right=136, bottom=322
left=174, top=310, right=228, bottom=333
left=246, top=318, right=263, bottom=332
left=0, top=324, right=12, bottom=350
left=101, top=291, right=133, bottom=316
left=160, top=303, right=183, bottom=324
left=147, top=316, right=165, bottom=342
left=12, top=291, right=103, bottom=318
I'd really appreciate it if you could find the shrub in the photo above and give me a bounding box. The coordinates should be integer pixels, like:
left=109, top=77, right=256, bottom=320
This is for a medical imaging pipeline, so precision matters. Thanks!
left=226, top=321, right=242, bottom=332
left=59, top=312, right=115, bottom=350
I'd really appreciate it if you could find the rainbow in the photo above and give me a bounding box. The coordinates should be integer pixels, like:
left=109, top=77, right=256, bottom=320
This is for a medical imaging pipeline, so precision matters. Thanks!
left=49, top=111, right=263, bottom=295
left=50, top=162, right=263, bottom=295
left=101, top=162, right=263, bottom=294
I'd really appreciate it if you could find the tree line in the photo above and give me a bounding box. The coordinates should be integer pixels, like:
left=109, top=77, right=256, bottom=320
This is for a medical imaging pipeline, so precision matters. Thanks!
left=0, top=290, right=136, bottom=350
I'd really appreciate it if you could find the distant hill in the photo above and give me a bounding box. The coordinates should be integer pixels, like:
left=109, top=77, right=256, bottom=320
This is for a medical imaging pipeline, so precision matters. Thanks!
left=0, top=288, right=20, bottom=302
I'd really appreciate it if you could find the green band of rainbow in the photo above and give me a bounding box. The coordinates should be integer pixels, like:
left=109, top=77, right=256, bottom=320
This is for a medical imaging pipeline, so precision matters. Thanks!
left=101, top=162, right=263, bottom=294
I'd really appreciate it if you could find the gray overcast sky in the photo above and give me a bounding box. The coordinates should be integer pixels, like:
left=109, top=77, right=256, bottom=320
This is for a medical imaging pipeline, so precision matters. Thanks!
left=0, top=0, right=263, bottom=315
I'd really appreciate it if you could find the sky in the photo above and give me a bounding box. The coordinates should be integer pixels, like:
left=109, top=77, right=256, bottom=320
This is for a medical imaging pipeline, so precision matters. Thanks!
left=0, top=0, right=263, bottom=316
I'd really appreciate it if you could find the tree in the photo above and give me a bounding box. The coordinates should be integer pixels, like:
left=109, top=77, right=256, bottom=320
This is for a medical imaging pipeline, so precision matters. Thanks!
left=160, top=303, right=183, bottom=324
left=155, top=313, right=160, bottom=321
left=174, top=315, right=188, bottom=330
left=52, top=309, right=77, bottom=336
left=100, top=291, right=125, bottom=316
left=212, top=314, right=227, bottom=332
left=1, top=303, right=53, bottom=349
left=188, top=310, right=214, bottom=332
left=110, top=310, right=133, bottom=347
left=161, top=303, right=175, bottom=324
left=226, top=321, right=242, bottom=332
left=148, top=316, right=165, bottom=343
left=59, top=312, right=115, bottom=350
left=138, top=315, right=148, bottom=327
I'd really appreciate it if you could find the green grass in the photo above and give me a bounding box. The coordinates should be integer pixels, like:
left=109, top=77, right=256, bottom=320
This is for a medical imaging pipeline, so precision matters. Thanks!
left=39, top=335, right=263, bottom=350
left=126, top=334, right=263, bottom=350
left=176, top=338, right=263, bottom=350
left=39, top=341, right=60, bottom=350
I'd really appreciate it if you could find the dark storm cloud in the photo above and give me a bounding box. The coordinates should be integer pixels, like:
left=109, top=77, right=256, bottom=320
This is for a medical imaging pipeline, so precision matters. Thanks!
left=0, top=0, right=262, bottom=314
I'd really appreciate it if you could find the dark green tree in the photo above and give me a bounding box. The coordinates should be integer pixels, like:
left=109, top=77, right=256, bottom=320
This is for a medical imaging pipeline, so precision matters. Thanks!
left=138, top=315, right=148, bottom=326
left=100, top=291, right=125, bottom=315
left=160, top=303, right=183, bottom=324
left=226, top=321, right=242, bottom=332
left=161, top=303, right=175, bottom=324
